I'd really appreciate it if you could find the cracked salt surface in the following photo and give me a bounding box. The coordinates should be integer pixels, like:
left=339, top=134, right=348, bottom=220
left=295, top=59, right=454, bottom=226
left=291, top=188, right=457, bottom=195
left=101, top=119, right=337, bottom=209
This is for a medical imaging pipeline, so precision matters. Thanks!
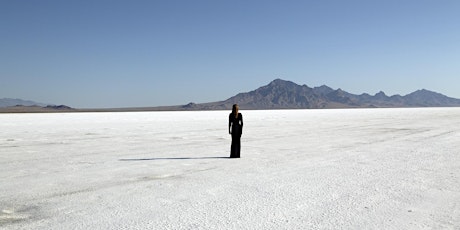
left=1, top=108, right=459, bottom=229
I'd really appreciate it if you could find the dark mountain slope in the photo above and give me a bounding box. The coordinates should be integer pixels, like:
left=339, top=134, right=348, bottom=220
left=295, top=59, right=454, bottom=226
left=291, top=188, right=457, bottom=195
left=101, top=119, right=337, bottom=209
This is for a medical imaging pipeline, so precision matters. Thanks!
left=197, top=79, right=460, bottom=110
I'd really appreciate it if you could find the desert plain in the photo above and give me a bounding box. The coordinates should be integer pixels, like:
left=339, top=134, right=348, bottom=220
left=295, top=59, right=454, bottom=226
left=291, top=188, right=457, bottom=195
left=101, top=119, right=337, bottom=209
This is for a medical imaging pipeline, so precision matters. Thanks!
left=1, top=108, right=459, bottom=229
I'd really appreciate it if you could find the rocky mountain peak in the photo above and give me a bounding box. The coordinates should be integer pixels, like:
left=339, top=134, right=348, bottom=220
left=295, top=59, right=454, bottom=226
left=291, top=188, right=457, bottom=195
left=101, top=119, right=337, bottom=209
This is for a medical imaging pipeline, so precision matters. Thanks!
left=267, top=79, right=301, bottom=89
left=375, top=91, right=387, bottom=97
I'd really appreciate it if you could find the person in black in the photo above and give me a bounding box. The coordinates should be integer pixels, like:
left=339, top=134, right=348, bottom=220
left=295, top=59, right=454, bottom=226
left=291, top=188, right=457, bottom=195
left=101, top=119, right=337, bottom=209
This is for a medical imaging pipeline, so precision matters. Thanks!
left=229, top=104, right=243, bottom=158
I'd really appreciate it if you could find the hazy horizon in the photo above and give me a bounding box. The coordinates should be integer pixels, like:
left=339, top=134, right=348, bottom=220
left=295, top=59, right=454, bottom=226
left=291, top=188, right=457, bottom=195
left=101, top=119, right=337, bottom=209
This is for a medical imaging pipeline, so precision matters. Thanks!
left=1, top=1, right=459, bottom=108
left=2, top=78, right=460, bottom=109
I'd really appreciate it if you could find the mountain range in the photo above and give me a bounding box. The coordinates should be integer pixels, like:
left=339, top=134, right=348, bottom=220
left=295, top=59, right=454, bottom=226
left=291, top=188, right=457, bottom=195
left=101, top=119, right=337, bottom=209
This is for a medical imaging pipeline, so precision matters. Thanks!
left=0, top=98, right=47, bottom=108
left=1, top=79, right=460, bottom=112
left=179, top=79, right=460, bottom=110
left=0, top=98, right=73, bottom=112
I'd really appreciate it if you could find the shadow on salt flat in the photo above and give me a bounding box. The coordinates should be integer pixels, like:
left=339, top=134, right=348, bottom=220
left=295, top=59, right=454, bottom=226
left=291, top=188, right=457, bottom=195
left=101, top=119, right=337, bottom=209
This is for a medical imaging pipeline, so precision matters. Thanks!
left=0, top=205, right=40, bottom=226
left=119, top=156, right=230, bottom=161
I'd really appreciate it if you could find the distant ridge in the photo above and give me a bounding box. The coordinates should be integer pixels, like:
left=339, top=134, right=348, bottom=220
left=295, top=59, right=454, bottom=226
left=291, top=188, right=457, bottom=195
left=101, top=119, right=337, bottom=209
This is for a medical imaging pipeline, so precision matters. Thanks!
left=185, top=79, right=460, bottom=110
left=0, top=98, right=47, bottom=108
left=1, top=79, right=460, bottom=112
left=0, top=98, right=74, bottom=113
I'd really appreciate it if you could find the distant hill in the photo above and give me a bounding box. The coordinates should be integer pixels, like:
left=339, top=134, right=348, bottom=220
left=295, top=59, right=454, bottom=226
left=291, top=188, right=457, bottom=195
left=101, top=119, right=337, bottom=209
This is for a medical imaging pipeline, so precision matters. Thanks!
left=0, top=98, right=75, bottom=113
left=182, top=79, right=460, bottom=110
left=0, top=98, right=47, bottom=108
left=2, top=79, right=459, bottom=112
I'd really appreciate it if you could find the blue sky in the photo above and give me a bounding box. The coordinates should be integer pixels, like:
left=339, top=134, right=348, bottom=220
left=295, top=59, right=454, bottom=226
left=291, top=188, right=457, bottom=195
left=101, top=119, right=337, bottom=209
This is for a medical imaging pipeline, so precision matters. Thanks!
left=1, top=0, right=459, bottom=108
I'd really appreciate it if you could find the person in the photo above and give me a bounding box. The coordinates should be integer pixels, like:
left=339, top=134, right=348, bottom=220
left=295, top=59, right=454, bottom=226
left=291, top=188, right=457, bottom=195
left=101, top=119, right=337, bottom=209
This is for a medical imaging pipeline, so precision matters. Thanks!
left=229, top=104, right=243, bottom=158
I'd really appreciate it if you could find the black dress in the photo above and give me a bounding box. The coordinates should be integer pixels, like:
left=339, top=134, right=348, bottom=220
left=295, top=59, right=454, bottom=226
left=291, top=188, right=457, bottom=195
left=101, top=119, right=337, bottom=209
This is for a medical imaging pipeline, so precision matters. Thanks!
left=229, top=113, right=243, bottom=158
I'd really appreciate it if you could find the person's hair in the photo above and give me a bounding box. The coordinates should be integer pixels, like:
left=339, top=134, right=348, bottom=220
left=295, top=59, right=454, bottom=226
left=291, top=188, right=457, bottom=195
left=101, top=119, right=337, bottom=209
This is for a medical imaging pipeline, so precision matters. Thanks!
left=232, top=104, right=239, bottom=118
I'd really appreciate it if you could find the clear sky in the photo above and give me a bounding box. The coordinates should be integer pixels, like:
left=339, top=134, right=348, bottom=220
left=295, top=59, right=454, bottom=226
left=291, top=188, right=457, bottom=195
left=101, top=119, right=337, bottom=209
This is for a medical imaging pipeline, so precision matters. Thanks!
left=1, top=0, right=459, bottom=108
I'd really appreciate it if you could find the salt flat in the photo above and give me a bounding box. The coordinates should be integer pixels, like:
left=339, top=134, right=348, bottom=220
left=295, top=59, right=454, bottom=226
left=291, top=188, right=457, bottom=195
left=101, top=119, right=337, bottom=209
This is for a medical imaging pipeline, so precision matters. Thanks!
left=1, top=108, right=459, bottom=229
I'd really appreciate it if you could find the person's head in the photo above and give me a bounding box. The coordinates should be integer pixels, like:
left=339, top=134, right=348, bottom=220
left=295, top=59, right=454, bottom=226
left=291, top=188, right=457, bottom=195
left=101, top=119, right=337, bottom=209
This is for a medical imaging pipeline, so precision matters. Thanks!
left=232, top=104, right=239, bottom=118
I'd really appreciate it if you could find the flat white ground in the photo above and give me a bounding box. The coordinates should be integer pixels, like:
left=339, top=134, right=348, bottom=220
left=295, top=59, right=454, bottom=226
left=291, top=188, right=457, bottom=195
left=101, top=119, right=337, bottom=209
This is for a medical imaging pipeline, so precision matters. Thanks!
left=1, top=108, right=459, bottom=229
